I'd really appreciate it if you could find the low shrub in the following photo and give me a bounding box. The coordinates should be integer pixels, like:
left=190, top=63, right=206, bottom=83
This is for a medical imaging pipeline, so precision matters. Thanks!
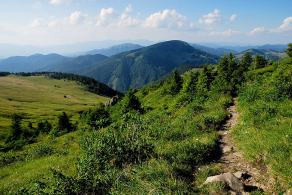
left=27, top=144, right=55, bottom=160
left=80, top=104, right=111, bottom=130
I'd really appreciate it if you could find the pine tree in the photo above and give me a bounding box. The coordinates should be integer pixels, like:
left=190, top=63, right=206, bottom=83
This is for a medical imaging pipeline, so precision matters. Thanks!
left=241, top=52, right=253, bottom=71
left=287, top=43, right=292, bottom=58
left=6, top=114, right=23, bottom=142
left=196, top=69, right=209, bottom=96
left=122, top=90, right=143, bottom=113
left=253, top=55, right=267, bottom=69
left=169, top=70, right=183, bottom=95
left=57, top=112, right=73, bottom=132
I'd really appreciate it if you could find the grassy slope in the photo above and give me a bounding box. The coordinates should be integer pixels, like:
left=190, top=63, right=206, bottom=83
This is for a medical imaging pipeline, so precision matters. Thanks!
left=0, top=132, right=80, bottom=193
left=2, top=57, right=291, bottom=193
left=0, top=75, right=109, bottom=193
left=0, top=75, right=108, bottom=142
left=232, top=60, right=292, bottom=189
left=108, top=81, right=232, bottom=193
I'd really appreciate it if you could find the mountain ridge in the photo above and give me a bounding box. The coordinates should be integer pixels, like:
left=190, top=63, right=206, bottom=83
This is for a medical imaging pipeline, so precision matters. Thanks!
left=81, top=40, right=219, bottom=91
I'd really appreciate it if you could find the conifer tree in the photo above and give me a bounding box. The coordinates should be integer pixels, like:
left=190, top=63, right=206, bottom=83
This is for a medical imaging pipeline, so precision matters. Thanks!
left=287, top=43, right=292, bottom=58
left=6, top=114, right=23, bottom=142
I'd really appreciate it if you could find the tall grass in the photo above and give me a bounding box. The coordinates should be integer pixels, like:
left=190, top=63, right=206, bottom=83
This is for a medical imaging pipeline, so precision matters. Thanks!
left=233, top=59, right=292, bottom=189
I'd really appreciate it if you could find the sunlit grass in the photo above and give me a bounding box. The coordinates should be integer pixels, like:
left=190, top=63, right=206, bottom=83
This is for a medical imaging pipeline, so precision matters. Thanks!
left=0, top=75, right=108, bottom=144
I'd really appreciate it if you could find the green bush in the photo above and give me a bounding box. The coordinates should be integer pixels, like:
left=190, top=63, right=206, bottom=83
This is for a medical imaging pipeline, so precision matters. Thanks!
left=57, top=112, right=74, bottom=132
left=0, top=151, right=25, bottom=167
left=162, top=70, right=183, bottom=95
left=27, top=144, right=55, bottom=160
left=121, top=90, right=144, bottom=113
left=273, top=60, right=292, bottom=99
left=43, top=112, right=156, bottom=193
left=37, top=120, right=52, bottom=134
left=81, top=104, right=111, bottom=130
left=6, top=114, right=23, bottom=143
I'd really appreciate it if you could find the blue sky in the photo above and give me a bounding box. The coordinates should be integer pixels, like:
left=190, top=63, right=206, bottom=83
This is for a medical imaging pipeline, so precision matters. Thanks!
left=0, top=0, right=291, bottom=46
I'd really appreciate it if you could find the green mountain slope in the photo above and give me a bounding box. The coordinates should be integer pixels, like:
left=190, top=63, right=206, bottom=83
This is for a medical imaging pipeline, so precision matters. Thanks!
left=0, top=74, right=113, bottom=144
left=83, top=40, right=218, bottom=91
left=235, top=48, right=286, bottom=61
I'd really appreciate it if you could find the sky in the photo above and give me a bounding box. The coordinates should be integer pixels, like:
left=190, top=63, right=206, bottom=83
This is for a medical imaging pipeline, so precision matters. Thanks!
left=0, top=0, right=292, bottom=46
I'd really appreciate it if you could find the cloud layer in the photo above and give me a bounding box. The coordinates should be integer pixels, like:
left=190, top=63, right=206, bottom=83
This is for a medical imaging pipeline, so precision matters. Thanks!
left=0, top=1, right=291, bottom=45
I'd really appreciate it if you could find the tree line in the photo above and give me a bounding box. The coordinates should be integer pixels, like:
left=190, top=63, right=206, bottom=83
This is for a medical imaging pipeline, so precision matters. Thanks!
left=0, top=72, right=122, bottom=97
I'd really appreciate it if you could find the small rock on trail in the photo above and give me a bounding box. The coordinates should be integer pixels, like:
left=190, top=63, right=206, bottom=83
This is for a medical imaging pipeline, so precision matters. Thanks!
left=204, top=172, right=244, bottom=193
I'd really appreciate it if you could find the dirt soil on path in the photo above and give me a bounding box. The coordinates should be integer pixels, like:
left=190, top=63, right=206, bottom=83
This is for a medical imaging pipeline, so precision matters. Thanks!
left=217, top=98, right=276, bottom=194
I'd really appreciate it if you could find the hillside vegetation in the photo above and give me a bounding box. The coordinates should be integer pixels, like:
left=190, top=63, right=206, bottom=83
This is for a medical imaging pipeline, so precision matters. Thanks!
left=0, top=75, right=110, bottom=145
left=0, top=44, right=291, bottom=194
left=233, top=57, right=292, bottom=188
left=1, top=68, right=232, bottom=194
left=83, top=40, right=218, bottom=91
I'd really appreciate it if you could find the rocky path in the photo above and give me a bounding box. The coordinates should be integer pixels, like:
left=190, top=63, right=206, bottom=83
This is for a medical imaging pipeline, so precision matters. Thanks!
left=204, top=98, right=275, bottom=194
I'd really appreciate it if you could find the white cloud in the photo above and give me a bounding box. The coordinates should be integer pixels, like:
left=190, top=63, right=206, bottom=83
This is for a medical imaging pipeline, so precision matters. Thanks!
left=249, top=27, right=266, bottom=35
left=222, top=29, right=240, bottom=36
left=29, top=18, right=44, bottom=28
left=96, top=8, right=116, bottom=26
left=49, top=0, right=71, bottom=6
left=69, top=11, right=87, bottom=25
left=210, top=29, right=240, bottom=36
left=48, top=20, right=58, bottom=28
left=229, top=14, right=237, bottom=22
left=119, top=5, right=140, bottom=27
left=125, top=4, right=133, bottom=13
left=144, top=9, right=187, bottom=29
left=199, top=9, right=221, bottom=25
left=278, top=16, right=292, bottom=31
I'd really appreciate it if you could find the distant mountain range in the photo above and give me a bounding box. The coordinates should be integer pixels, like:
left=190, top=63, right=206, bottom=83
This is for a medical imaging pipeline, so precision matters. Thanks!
left=235, top=49, right=287, bottom=61
left=191, top=44, right=235, bottom=56
left=0, top=40, right=153, bottom=58
left=212, top=44, right=288, bottom=53
left=79, top=40, right=218, bottom=91
left=84, top=43, right=143, bottom=56
left=0, top=54, right=108, bottom=73
left=191, top=43, right=286, bottom=61
left=0, top=40, right=288, bottom=91
left=0, top=54, right=68, bottom=72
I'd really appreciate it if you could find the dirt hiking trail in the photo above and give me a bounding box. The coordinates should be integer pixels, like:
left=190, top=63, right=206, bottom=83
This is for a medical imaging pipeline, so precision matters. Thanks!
left=205, top=98, right=276, bottom=194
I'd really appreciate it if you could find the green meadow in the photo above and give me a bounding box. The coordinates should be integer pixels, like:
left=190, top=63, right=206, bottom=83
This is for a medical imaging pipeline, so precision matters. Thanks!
left=0, top=75, right=108, bottom=142
left=0, top=75, right=109, bottom=193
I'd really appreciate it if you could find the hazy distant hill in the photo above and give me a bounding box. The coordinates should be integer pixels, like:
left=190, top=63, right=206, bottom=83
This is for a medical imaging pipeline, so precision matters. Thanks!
left=256, top=44, right=288, bottom=52
left=190, top=44, right=236, bottom=56
left=0, top=54, right=68, bottom=72
left=0, top=54, right=108, bottom=73
left=81, top=40, right=218, bottom=91
left=235, top=48, right=286, bottom=61
left=85, top=43, right=143, bottom=56
left=217, top=44, right=288, bottom=53
left=41, top=54, right=108, bottom=73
